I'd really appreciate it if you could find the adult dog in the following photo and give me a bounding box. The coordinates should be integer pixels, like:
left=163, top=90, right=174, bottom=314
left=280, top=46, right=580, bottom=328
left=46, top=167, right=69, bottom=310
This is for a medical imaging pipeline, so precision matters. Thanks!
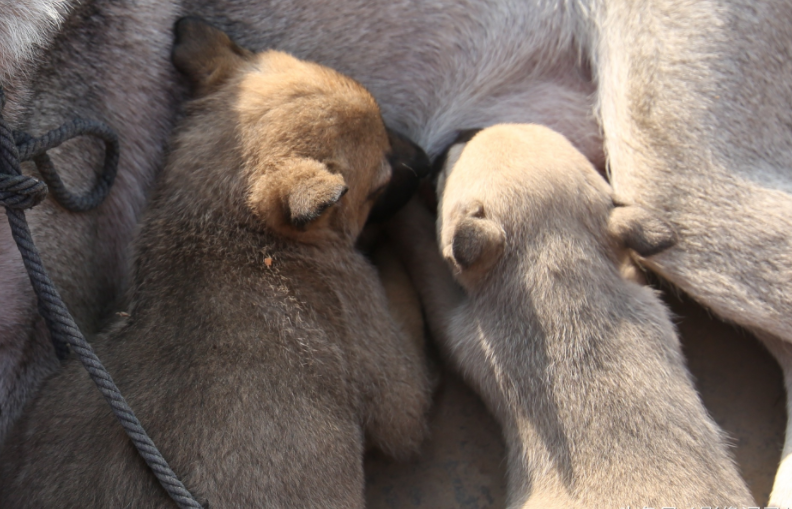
left=2, top=0, right=792, bottom=503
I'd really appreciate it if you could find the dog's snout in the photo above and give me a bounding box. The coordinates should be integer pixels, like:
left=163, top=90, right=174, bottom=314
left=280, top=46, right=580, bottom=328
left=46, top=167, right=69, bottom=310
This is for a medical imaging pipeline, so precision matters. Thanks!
left=367, top=129, right=431, bottom=223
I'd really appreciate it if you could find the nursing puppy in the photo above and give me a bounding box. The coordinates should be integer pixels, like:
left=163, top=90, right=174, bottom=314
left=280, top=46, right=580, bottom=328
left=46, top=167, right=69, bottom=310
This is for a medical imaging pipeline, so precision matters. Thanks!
left=0, top=19, right=431, bottom=508
left=389, top=124, right=754, bottom=507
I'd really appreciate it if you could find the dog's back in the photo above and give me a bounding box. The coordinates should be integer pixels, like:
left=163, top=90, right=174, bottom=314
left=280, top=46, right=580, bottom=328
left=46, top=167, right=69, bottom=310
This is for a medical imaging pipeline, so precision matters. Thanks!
left=0, top=237, right=375, bottom=507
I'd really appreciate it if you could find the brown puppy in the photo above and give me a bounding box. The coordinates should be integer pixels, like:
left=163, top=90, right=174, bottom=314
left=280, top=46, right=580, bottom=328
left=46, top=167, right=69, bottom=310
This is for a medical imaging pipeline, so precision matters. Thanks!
left=0, top=19, right=431, bottom=508
left=389, top=124, right=754, bottom=507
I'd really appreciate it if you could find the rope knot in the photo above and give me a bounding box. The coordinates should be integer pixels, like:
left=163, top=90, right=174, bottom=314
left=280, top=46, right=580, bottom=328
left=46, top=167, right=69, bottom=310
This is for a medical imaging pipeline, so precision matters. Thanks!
left=0, top=174, right=48, bottom=209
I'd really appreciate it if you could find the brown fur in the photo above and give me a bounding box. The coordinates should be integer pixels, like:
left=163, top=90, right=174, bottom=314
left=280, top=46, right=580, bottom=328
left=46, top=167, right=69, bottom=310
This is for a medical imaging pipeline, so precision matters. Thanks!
left=0, top=19, right=431, bottom=508
left=371, top=237, right=427, bottom=356
left=389, top=124, right=753, bottom=507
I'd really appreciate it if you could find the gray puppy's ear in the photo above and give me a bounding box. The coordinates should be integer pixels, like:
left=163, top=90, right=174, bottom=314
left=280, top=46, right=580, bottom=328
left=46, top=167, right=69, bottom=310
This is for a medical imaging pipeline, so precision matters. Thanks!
left=172, top=16, right=253, bottom=94
left=448, top=203, right=506, bottom=273
left=608, top=205, right=677, bottom=257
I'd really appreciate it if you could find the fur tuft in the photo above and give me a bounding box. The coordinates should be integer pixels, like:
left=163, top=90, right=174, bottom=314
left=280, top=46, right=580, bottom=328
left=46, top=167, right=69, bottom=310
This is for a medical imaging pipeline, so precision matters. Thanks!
left=0, top=0, right=73, bottom=79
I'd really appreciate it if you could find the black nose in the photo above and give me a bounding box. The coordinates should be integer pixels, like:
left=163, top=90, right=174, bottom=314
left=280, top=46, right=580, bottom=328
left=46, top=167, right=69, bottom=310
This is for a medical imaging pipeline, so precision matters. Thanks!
left=367, top=128, right=431, bottom=224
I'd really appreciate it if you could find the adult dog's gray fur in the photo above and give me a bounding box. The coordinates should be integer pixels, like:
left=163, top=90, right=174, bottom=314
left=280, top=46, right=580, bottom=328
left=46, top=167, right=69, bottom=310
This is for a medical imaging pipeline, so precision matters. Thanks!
left=2, top=0, right=792, bottom=502
left=387, top=124, right=754, bottom=507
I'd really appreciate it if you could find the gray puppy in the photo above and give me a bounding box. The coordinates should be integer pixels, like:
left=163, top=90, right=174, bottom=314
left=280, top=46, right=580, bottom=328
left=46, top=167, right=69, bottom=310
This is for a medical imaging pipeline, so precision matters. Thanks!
left=389, top=124, right=754, bottom=507
left=0, top=20, right=431, bottom=508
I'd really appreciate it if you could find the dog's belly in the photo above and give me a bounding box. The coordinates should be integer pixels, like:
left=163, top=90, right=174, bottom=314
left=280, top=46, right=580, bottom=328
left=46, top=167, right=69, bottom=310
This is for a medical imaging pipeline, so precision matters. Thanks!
left=199, top=0, right=601, bottom=164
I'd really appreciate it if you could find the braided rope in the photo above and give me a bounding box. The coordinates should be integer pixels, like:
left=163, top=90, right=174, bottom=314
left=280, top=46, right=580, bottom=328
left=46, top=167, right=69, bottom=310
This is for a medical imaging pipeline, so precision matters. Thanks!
left=0, top=174, right=47, bottom=209
left=0, top=87, right=202, bottom=508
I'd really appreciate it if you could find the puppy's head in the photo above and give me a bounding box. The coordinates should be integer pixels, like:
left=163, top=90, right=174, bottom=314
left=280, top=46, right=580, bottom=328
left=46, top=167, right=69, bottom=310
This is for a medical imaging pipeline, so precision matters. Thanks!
left=437, top=124, right=677, bottom=288
left=172, top=17, right=421, bottom=245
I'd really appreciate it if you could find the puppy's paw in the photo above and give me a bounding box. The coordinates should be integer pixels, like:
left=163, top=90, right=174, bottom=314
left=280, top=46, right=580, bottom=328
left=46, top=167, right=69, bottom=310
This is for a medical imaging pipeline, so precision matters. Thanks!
left=608, top=204, right=677, bottom=257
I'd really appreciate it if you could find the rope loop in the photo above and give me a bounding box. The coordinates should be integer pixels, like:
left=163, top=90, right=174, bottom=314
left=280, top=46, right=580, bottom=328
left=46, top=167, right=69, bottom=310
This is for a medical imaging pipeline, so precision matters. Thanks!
left=13, top=115, right=120, bottom=213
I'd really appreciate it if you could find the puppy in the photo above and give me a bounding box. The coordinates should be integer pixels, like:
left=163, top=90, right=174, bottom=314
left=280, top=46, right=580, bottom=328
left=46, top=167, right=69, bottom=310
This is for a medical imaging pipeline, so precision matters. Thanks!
left=388, top=124, right=754, bottom=507
left=0, top=19, right=431, bottom=508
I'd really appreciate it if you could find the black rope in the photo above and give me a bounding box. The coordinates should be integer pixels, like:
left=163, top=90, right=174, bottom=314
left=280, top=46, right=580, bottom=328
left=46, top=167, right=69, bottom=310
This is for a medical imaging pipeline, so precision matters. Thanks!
left=0, top=87, right=202, bottom=509
left=13, top=118, right=119, bottom=212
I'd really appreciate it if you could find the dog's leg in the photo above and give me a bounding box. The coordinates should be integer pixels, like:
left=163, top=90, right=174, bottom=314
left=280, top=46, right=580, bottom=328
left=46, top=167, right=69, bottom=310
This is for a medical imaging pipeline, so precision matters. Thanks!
left=595, top=0, right=792, bottom=342
left=594, top=1, right=792, bottom=497
left=372, top=236, right=427, bottom=357
left=350, top=239, right=433, bottom=459
left=385, top=199, right=466, bottom=351
left=355, top=232, right=435, bottom=461
left=358, top=199, right=469, bottom=461
left=357, top=313, right=432, bottom=461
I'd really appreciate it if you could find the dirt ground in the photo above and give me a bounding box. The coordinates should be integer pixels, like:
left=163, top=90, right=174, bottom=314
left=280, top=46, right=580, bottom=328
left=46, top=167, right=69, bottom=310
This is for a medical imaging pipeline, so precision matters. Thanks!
left=364, top=290, right=786, bottom=508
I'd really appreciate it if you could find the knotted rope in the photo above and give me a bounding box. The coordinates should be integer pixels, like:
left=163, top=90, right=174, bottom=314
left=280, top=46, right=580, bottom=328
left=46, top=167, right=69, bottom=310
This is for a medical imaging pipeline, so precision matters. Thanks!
left=0, top=87, right=202, bottom=509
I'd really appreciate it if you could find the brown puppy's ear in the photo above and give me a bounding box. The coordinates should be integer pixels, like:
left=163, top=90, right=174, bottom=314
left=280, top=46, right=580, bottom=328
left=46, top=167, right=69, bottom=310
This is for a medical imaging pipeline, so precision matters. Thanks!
left=283, top=158, right=348, bottom=228
left=448, top=203, right=505, bottom=273
left=172, top=16, right=253, bottom=94
left=608, top=205, right=677, bottom=257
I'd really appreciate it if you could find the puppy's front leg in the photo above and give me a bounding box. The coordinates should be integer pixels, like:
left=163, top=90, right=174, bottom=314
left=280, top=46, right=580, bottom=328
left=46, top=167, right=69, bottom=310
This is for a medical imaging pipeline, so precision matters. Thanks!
left=358, top=307, right=432, bottom=461
left=371, top=238, right=427, bottom=356
left=385, top=198, right=466, bottom=352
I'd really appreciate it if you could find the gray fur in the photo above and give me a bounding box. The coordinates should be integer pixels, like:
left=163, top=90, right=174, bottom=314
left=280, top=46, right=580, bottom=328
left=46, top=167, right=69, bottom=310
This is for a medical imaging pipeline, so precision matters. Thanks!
left=451, top=215, right=506, bottom=272
left=0, top=0, right=72, bottom=80
left=388, top=124, right=754, bottom=507
left=607, top=205, right=677, bottom=258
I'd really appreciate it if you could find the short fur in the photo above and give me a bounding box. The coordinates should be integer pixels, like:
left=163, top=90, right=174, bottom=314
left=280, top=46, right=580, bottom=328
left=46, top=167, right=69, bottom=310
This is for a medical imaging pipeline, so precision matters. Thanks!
left=3, top=0, right=792, bottom=501
left=0, top=20, right=430, bottom=507
left=388, top=124, right=754, bottom=507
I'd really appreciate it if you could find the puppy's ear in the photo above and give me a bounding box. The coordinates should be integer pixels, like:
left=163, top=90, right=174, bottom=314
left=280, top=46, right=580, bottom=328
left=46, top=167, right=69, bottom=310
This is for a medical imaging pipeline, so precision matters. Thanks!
left=447, top=203, right=505, bottom=273
left=367, top=129, right=431, bottom=224
left=172, top=16, right=253, bottom=94
left=608, top=205, right=677, bottom=257
left=282, top=158, right=348, bottom=228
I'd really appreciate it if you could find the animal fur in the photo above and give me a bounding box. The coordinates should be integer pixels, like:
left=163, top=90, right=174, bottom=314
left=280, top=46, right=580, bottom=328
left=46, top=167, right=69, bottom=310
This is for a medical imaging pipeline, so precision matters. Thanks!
left=387, top=124, right=755, bottom=507
left=2, top=0, right=792, bottom=501
left=0, top=0, right=72, bottom=80
left=0, top=19, right=431, bottom=507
